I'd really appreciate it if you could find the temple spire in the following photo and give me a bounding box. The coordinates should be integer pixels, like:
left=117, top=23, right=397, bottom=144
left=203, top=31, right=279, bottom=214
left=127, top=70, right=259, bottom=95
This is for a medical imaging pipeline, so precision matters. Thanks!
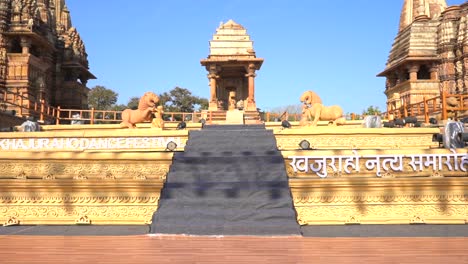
left=398, top=0, right=447, bottom=32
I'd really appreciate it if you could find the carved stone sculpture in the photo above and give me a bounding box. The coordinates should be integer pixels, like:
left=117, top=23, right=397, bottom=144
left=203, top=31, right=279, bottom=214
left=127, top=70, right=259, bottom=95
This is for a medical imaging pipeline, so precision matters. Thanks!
left=120, top=92, right=159, bottom=129
left=300, top=90, right=323, bottom=106
left=445, top=96, right=468, bottom=119
left=151, top=105, right=165, bottom=129
left=299, top=90, right=345, bottom=126
left=228, top=91, right=236, bottom=111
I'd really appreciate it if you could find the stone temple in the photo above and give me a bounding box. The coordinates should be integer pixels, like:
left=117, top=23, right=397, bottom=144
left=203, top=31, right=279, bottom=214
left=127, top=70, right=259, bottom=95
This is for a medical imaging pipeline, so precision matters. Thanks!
left=201, top=19, right=263, bottom=113
left=379, top=0, right=467, bottom=113
left=0, top=0, right=94, bottom=118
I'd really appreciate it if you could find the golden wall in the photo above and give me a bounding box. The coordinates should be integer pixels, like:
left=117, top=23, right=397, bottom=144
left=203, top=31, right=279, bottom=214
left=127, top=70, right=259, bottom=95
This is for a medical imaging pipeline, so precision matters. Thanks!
left=0, top=128, right=187, bottom=225
left=280, top=126, right=467, bottom=225
left=1, top=125, right=467, bottom=226
left=290, top=178, right=467, bottom=225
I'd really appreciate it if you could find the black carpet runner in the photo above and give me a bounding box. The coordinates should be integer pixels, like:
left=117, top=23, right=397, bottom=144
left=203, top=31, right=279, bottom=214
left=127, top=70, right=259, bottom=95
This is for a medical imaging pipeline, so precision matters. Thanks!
left=150, top=125, right=301, bottom=236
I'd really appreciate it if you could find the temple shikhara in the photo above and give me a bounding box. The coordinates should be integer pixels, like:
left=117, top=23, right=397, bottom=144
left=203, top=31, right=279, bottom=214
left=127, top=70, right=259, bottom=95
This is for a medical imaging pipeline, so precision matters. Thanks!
left=379, top=0, right=467, bottom=115
left=0, top=0, right=94, bottom=127
left=201, top=19, right=263, bottom=120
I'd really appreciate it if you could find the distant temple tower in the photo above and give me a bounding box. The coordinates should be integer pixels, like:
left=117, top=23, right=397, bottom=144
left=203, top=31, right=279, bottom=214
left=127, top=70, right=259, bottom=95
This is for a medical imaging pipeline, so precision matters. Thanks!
left=0, top=0, right=94, bottom=114
left=378, top=0, right=467, bottom=113
left=201, top=20, right=264, bottom=111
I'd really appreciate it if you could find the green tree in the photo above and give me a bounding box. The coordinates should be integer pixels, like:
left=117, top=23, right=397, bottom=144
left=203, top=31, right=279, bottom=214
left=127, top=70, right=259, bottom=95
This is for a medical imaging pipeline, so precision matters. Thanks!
left=126, top=96, right=140, bottom=110
left=361, top=105, right=382, bottom=116
left=88, top=85, right=118, bottom=110
left=109, top=104, right=127, bottom=111
left=159, top=87, right=208, bottom=112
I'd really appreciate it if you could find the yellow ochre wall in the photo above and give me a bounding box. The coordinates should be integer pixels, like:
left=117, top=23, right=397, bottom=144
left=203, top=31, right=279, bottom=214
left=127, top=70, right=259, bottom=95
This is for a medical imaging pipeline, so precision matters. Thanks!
left=0, top=125, right=467, bottom=226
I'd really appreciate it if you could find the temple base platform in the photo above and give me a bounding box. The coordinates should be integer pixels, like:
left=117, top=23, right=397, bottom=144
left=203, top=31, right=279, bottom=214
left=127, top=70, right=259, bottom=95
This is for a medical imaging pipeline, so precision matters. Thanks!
left=0, top=123, right=466, bottom=227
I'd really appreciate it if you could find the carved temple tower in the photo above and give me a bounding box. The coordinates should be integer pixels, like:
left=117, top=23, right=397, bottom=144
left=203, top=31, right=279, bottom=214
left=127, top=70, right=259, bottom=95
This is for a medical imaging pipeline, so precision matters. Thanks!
left=378, top=0, right=467, bottom=113
left=201, top=20, right=264, bottom=112
left=0, top=0, right=94, bottom=116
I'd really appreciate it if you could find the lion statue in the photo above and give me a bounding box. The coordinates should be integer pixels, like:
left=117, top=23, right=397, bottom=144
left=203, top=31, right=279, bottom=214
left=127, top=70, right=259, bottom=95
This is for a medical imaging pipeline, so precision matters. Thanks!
left=120, top=92, right=159, bottom=129
left=299, top=90, right=345, bottom=126
left=300, top=90, right=322, bottom=106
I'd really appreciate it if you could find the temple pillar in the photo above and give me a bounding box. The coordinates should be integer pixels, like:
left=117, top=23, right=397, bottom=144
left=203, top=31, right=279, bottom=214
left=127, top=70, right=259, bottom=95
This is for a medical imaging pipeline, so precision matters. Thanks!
left=208, top=65, right=219, bottom=111
left=408, top=64, right=420, bottom=81
left=38, top=76, right=46, bottom=101
left=245, top=63, right=257, bottom=111
left=430, top=64, right=439, bottom=80
left=20, top=37, right=31, bottom=54
left=388, top=74, right=398, bottom=88
left=396, top=70, right=406, bottom=84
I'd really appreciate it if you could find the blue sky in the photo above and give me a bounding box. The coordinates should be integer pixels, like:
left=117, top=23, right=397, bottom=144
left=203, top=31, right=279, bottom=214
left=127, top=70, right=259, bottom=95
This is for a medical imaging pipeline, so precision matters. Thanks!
left=66, top=0, right=465, bottom=113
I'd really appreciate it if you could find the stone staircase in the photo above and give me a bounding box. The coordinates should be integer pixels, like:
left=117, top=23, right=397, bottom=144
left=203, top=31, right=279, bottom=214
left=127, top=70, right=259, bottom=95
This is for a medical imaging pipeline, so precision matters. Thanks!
left=204, top=110, right=262, bottom=124
left=206, top=110, right=227, bottom=123
left=150, top=124, right=301, bottom=236
left=244, top=110, right=262, bottom=124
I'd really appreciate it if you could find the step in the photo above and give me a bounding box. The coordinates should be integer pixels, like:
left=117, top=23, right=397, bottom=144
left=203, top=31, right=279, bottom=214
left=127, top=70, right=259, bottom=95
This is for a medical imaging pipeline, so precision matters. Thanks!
left=150, top=124, right=301, bottom=236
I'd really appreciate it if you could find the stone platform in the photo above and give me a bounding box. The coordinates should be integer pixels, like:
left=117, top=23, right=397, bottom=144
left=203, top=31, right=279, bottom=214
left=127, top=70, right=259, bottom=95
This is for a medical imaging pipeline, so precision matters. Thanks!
left=0, top=126, right=188, bottom=225
left=0, top=122, right=466, bottom=227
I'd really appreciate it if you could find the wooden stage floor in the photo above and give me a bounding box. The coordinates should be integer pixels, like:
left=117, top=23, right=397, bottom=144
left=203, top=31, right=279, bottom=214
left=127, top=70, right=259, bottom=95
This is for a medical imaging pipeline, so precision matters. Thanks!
left=1, top=235, right=467, bottom=264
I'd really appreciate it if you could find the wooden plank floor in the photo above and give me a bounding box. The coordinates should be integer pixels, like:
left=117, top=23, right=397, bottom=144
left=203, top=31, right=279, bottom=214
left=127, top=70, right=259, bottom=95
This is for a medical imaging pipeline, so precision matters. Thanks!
left=1, top=236, right=467, bottom=264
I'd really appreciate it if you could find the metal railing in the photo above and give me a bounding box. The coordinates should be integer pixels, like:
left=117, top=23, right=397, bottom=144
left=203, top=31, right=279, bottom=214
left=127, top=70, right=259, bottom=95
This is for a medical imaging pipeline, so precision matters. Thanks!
left=1, top=89, right=466, bottom=125
left=0, top=89, right=58, bottom=123
left=263, top=112, right=301, bottom=122
left=57, top=108, right=206, bottom=125
left=263, top=111, right=372, bottom=122
left=385, top=92, right=467, bottom=122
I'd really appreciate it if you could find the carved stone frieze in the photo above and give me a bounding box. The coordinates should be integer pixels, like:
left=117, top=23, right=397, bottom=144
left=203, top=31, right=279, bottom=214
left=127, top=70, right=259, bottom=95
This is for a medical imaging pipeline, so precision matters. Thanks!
left=0, top=193, right=161, bottom=205
left=1, top=205, right=159, bottom=225
left=75, top=215, right=91, bottom=225
left=276, top=135, right=435, bottom=150
left=0, top=161, right=170, bottom=180
left=291, top=177, right=468, bottom=225
left=345, top=216, right=361, bottom=224
left=295, top=204, right=468, bottom=225
left=73, top=173, right=87, bottom=180
left=292, top=193, right=468, bottom=205
left=3, top=216, right=19, bottom=226
left=0, top=181, right=162, bottom=224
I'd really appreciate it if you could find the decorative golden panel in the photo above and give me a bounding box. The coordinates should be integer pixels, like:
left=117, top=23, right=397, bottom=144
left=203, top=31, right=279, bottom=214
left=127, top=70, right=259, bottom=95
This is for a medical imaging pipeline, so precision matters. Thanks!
left=274, top=127, right=439, bottom=150
left=0, top=161, right=170, bottom=180
left=276, top=135, right=436, bottom=150
left=0, top=128, right=182, bottom=225
left=1, top=205, right=159, bottom=225
left=294, top=205, right=467, bottom=225
left=290, top=178, right=468, bottom=225
left=0, top=180, right=163, bottom=225
left=0, top=151, right=174, bottom=180
left=1, top=205, right=160, bottom=225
